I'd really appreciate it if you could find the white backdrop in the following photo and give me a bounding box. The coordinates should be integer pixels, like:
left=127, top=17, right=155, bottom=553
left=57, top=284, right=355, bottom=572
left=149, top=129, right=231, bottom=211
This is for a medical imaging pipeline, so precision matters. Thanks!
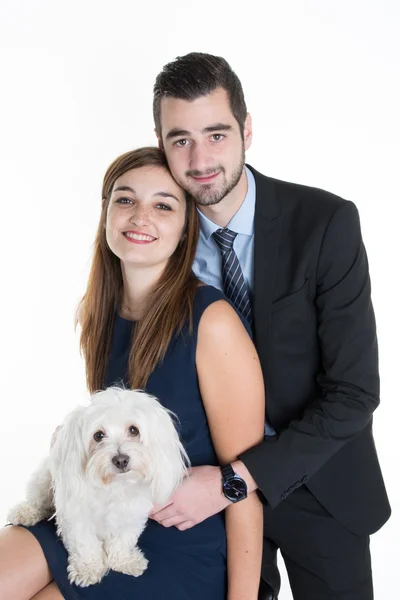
left=0, top=1, right=399, bottom=598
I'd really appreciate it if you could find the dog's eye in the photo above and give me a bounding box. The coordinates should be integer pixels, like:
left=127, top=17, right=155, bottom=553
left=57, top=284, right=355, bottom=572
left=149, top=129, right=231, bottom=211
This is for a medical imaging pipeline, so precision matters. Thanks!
left=129, top=425, right=139, bottom=437
left=93, top=431, right=105, bottom=442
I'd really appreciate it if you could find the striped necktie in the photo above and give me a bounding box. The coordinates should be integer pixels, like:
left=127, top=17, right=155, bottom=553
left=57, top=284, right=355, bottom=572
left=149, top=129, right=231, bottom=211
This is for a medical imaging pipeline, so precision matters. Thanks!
left=212, top=228, right=253, bottom=326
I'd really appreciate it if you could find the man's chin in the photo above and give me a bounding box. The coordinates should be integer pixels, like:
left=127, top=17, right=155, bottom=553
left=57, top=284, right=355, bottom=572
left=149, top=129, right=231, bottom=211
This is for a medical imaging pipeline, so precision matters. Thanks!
left=195, top=193, right=225, bottom=207
left=188, top=166, right=244, bottom=206
left=189, top=184, right=227, bottom=206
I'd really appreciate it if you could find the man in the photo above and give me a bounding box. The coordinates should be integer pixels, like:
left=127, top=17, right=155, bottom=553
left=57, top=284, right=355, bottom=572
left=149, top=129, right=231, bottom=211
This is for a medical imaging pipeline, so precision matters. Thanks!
left=150, top=52, right=391, bottom=599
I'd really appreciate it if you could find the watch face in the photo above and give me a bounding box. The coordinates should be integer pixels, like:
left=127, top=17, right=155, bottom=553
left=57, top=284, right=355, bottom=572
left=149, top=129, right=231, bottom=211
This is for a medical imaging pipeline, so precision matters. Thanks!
left=223, top=477, right=247, bottom=502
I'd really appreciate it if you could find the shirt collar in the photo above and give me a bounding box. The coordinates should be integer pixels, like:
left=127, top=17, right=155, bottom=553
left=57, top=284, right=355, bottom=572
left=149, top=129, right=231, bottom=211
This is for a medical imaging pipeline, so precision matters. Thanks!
left=197, top=166, right=256, bottom=240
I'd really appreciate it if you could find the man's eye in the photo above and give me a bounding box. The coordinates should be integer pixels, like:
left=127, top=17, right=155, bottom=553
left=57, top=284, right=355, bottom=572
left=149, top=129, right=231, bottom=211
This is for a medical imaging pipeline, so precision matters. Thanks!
left=211, top=134, right=224, bottom=142
left=175, top=139, right=189, bottom=147
left=93, top=431, right=105, bottom=442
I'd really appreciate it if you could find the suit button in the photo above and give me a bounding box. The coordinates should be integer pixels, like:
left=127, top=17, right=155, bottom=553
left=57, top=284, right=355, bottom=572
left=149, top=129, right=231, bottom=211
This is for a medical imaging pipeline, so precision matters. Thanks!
left=302, top=476, right=308, bottom=483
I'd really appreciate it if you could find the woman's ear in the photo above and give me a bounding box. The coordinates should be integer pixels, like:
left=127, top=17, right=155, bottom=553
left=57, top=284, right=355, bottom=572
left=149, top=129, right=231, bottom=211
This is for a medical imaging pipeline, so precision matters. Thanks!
left=102, top=198, right=107, bottom=228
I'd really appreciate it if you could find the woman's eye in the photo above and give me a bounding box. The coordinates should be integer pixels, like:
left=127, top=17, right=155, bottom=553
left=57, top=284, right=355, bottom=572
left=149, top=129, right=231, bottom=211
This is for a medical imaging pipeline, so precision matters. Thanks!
left=93, top=431, right=105, bottom=442
left=116, top=197, right=133, bottom=204
left=129, top=425, right=139, bottom=437
left=156, top=203, right=171, bottom=211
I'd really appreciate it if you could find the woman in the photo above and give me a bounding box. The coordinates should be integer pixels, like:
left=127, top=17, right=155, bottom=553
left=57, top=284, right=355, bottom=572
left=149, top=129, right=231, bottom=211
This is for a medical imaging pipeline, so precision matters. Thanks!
left=0, top=147, right=265, bottom=600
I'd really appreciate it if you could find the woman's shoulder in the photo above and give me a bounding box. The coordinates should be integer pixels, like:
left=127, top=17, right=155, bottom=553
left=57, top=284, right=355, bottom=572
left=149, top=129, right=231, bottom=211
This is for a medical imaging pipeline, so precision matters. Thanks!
left=191, top=284, right=230, bottom=332
left=193, top=284, right=226, bottom=309
left=194, top=285, right=252, bottom=338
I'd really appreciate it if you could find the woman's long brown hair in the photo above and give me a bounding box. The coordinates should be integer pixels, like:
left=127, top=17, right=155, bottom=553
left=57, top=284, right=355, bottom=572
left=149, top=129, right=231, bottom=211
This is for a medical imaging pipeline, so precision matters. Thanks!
left=78, top=147, right=199, bottom=393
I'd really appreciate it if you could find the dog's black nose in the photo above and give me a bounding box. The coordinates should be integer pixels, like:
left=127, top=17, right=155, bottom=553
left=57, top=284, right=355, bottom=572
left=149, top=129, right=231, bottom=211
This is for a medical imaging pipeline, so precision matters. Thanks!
left=112, top=453, right=130, bottom=470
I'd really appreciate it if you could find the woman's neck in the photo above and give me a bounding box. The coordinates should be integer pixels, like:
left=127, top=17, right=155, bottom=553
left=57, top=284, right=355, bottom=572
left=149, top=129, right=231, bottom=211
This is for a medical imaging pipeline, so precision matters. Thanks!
left=120, top=261, right=165, bottom=321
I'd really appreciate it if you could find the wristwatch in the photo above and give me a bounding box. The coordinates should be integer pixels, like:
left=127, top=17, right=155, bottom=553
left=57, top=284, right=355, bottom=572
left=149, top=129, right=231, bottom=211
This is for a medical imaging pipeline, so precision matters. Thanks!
left=221, top=464, right=248, bottom=503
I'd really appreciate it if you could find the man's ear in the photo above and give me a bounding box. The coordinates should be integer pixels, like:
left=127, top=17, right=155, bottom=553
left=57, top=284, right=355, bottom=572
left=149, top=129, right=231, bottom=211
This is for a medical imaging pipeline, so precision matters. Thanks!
left=155, top=128, right=164, bottom=152
left=243, top=113, right=253, bottom=151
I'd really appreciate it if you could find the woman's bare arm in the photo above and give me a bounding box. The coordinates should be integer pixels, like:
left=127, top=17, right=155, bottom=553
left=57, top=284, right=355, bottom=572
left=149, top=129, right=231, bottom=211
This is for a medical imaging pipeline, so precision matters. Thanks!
left=197, top=300, right=265, bottom=600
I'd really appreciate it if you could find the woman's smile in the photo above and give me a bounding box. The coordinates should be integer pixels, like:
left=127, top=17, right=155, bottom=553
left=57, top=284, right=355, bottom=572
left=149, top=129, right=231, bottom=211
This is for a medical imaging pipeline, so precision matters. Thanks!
left=123, top=230, right=157, bottom=244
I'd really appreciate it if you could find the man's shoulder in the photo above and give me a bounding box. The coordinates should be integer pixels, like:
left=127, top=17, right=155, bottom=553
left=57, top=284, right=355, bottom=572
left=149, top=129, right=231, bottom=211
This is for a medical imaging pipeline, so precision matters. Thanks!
left=247, top=164, right=349, bottom=218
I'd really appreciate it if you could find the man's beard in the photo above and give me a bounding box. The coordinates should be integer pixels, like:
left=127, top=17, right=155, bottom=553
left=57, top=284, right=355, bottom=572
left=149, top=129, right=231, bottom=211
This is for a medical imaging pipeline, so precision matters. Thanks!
left=185, top=148, right=245, bottom=206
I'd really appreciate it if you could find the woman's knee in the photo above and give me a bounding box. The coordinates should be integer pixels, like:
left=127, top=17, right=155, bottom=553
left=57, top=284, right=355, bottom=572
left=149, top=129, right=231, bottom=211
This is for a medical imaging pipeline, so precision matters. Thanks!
left=0, top=525, right=53, bottom=600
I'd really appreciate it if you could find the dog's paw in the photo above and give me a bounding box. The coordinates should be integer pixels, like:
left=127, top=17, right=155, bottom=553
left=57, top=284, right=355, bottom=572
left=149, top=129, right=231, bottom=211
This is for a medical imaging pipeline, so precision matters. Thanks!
left=111, top=546, right=149, bottom=577
left=7, top=502, right=45, bottom=526
left=67, top=556, right=107, bottom=587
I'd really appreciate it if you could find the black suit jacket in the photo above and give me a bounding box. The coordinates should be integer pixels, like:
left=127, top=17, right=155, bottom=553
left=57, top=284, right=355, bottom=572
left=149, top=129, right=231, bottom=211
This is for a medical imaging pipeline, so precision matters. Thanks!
left=239, top=165, right=391, bottom=535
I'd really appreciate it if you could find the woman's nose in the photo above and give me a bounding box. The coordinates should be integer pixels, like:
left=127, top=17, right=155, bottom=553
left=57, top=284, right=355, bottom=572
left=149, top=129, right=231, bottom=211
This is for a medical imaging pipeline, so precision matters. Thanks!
left=129, top=205, right=150, bottom=226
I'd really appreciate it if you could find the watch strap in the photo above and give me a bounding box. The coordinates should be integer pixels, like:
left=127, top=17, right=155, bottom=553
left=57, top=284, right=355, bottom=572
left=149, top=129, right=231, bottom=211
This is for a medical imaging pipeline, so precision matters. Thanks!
left=221, top=464, right=235, bottom=481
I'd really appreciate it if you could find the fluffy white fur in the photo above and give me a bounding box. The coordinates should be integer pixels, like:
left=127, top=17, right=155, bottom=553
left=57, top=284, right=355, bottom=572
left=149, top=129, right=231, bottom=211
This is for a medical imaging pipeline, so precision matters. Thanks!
left=8, top=387, right=189, bottom=587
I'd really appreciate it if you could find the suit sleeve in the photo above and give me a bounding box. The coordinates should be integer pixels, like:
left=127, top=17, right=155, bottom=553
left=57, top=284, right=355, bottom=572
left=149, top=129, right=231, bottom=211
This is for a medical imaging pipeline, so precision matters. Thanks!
left=239, top=200, right=380, bottom=508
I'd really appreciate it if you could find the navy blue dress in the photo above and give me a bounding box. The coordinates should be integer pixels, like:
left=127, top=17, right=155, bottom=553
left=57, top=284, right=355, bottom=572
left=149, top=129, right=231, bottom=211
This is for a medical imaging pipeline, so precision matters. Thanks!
left=21, top=285, right=238, bottom=600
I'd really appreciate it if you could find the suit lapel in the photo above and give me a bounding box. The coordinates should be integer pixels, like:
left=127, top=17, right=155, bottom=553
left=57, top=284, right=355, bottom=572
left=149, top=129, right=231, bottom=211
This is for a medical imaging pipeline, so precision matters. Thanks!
left=247, top=165, right=282, bottom=366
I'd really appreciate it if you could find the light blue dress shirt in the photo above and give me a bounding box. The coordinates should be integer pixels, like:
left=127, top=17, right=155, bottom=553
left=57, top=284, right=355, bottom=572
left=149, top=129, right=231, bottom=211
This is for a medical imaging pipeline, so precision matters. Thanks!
left=193, top=167, right=275, bottom=437
left=193, top=167, right=256, bottom=294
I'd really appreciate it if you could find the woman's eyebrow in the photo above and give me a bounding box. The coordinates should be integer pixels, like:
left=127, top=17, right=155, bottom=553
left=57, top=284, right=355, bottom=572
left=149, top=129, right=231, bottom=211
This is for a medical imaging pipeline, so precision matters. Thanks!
left=153, top=191, right=180, bottom=202
left=113, top=186, right=180, bottom=202
left=113, top=185, right=135, bottom=193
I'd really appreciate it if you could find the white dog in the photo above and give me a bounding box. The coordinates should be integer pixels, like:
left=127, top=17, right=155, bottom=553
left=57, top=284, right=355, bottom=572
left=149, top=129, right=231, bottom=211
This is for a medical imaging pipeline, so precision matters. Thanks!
left=8, top=387, right=189, bottom=587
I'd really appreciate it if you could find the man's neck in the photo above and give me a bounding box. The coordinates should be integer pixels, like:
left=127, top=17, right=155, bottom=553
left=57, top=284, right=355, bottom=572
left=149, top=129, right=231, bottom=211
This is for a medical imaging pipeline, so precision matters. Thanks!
left=198, top=169, right=248, bottom=228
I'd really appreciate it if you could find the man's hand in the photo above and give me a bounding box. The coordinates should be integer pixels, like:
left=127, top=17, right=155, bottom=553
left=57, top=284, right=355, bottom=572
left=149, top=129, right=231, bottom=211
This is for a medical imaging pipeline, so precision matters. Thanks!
left=149, top=465, right=230, bottom=531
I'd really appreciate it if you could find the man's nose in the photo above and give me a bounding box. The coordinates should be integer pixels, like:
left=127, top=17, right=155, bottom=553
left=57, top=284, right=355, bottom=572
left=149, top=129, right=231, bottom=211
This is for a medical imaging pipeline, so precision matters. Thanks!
left=190, top=143, right=211, bottom=173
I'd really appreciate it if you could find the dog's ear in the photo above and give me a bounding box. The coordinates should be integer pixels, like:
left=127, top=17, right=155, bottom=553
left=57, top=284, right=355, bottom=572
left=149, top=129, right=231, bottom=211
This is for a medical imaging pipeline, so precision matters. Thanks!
left=144, top=399, right=189, bottom=505
left=49, top=405, right=88, bottom=503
